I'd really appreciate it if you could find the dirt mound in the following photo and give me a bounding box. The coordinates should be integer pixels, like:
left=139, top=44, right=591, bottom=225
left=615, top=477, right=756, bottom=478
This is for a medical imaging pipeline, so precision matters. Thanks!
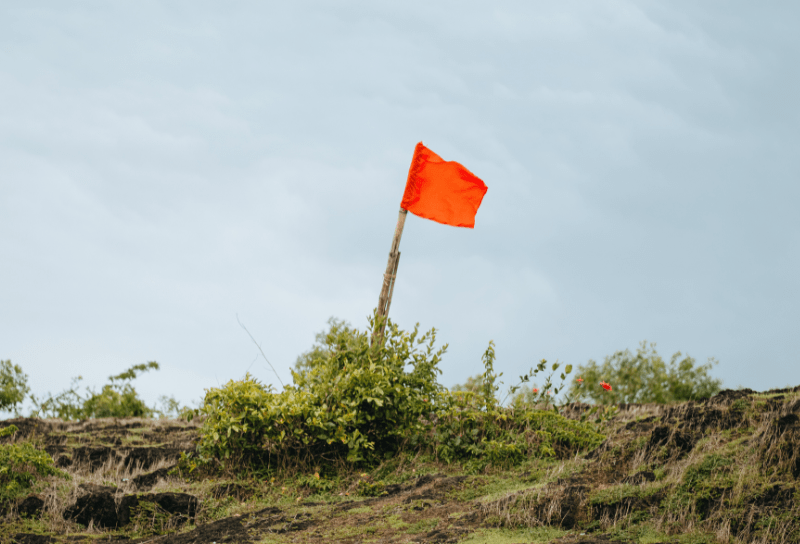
left=63, top=485, right=197, bottom=529
left=15, top=495, right=44, bottom=518
left=707, top=388, right=756, bottom=404
left=131, top=465, right=177, bottom=490
left=63, top=484, right=125, bottom=528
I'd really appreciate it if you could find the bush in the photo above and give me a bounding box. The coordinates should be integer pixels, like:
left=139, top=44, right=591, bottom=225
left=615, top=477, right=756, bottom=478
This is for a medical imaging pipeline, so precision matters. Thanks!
left=0, top=360, right=29, bottom=414
left=196, top=315, right=605, bottom=474
left=196, top=315, right=447, bottom=467
left=293, top=317, right=352, bottom=375
left=30, top=361, right=183, bottom=419
left=565, top=341, right=723, bottom=404
left=0, top=425, right=67, bottom=506
left=449, top=374, right=486, bottom=394
left=430, top=394, right=604, bottom=467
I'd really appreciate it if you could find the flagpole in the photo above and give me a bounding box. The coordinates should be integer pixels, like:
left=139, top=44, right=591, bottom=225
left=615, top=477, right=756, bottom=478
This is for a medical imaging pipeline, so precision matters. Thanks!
left=373, top=208, right=408, bottom=344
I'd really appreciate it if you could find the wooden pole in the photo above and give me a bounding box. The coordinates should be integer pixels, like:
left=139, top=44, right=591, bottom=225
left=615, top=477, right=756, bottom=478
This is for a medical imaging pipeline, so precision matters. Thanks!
left=385, top=250, right=401, bottom=319
left=373, top=208, right=408, bottom=343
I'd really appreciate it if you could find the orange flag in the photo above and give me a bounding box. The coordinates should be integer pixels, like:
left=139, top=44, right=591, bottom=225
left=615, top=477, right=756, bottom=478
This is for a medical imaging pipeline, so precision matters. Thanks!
left=400, top=142, right=488, bottom=228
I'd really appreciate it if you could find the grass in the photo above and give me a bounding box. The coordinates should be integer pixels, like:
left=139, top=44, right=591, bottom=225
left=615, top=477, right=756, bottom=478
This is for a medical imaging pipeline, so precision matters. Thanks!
left=587, top=482, right=665, bottom=505
left=606, top=521, right=718, bottom=544
left=347, top=505, right=373, bottom=515
left=386, top=514, right=409, bottom=529
left=456, top=527, right=568, bottom=544
left=450, top=457, right=584, bottom=503
left=254, top=536, right=285, bottom=544
left=405, top=518, right=439, bottom=533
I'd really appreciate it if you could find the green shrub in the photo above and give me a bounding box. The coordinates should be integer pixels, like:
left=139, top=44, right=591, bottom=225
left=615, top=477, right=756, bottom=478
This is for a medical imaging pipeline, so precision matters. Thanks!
left=297, top=472, right=336, bottom=493
left=430, top=396, right=605, bottom=466
left=129, top=501, right=175, bottom=537
left=293, top=316, right=352, bottom=375
left=0, top=360, right=29, bottom=414
left=0, top=425, right=67, bottom=506
left=357, top=479, right=386, bottom=497
left=196, top=315, right=447, bottom=467
left=449, top=374, right=486, bottom=394
left=196, top=315, right=605, bottom=473
left=30, top=362, right=183, bottom=420
left=565, top=341, right=722, bottom=404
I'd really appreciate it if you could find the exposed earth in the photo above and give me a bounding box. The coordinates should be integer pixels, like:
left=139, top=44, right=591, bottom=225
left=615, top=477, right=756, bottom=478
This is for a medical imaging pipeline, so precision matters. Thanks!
left=3, top=386, right=800, bottom=544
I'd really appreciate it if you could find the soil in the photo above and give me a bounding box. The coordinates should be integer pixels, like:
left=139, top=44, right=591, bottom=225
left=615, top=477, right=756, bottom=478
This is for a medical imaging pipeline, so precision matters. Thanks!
left=3, top=386, right=800, bottom=544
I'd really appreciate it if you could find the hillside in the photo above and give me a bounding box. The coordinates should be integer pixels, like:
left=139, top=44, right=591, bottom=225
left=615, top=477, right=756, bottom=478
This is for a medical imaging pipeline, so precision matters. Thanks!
left=2, top=386, right=799, bottom=544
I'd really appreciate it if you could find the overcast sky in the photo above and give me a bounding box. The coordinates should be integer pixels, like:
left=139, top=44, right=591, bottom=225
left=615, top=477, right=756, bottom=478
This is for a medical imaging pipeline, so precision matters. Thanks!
left=2, top=1, right=798, bottom=413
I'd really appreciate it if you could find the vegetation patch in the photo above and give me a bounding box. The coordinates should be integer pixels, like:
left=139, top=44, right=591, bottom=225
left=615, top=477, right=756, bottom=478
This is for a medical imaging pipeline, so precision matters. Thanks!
left=0, top=425, right=68, bottom=508
left=457, top=527, right=568, bottom=544
left=3, top=318, right=800, bottom=544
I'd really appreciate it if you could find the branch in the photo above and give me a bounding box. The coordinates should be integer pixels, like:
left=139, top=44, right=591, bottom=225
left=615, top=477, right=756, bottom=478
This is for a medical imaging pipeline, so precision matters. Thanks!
left=236, top=314, right=285, bottom=388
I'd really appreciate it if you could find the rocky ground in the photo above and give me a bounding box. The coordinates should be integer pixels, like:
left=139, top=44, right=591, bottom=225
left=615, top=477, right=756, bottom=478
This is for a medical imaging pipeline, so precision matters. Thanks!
left=3, top=386, right=800, bottom=544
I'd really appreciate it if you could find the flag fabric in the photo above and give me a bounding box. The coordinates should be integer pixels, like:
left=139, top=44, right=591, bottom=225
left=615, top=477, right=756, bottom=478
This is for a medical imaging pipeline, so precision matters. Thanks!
left=400, top=142, right=488, bottom=228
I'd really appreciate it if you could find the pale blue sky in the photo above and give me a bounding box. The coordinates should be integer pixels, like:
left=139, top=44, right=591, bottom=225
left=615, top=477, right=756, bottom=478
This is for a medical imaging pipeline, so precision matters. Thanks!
left=1, top=1, right=798, bottom=412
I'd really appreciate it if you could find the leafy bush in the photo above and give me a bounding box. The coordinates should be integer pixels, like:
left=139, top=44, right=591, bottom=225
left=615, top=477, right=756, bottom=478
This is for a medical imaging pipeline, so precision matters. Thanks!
left=196, top=315, right=447, bottom=467
left=30, top=361, right=183, bottom=419
left=297, top=472, right=336, bottom=493
left=0, top=425, right=67, bottom=506
left=81, top=362, right=157, bottom=418
left=436, top=353, right=603, bottom=467
left=565, top=341, right=722, bottom=404
left=357, top=478, right=387, bottom=497
left=0, top=360, right=29, bottom=414
left=449, top=374, right=485, bottom=394
left=430, top=395, right=604, bottom=467
left=196, top=315, right=605, bottom=474
left=293, top=317, right=352, bottom=375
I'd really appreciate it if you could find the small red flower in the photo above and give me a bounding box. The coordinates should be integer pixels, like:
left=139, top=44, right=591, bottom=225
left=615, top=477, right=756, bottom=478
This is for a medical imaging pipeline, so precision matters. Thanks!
left=576, top=377, right=584, bottom=383
left=532, top=388, right=539, bottom=393
left=600, top=381, right=612, bottom=391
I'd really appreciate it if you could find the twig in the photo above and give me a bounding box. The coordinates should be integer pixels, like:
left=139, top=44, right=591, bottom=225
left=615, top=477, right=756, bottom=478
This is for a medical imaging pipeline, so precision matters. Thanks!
left=236, top=314, right=285, bottom=388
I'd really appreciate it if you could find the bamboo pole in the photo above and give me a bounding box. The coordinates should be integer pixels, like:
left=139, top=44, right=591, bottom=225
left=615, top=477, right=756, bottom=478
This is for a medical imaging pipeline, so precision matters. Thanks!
left=373, top=208, right=408, bottom=343
left=384, top=250, right=401, bottom=319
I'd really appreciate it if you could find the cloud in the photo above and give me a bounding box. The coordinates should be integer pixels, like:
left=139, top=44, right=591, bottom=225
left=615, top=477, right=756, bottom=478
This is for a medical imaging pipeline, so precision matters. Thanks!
left=1, top=1, right=799, bottom=408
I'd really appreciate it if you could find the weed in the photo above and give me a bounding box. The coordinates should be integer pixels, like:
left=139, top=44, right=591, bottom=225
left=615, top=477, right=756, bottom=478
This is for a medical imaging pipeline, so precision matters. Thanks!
left=296, top=472, right=336, bottom=494
left=385, top=514, right=409, bottom=529
left=588, top=482, right=664, bottom=505
left=405, top=518, right=438, bottom=533
left=458, top=527, right=568, bottom=544
left=357, top=479, right=386, bottom=497
left=129, top=501, right=174, bottom=537
left=0, top=425, right=68, bottom=507
left=347, top=506, right=373, bottom=515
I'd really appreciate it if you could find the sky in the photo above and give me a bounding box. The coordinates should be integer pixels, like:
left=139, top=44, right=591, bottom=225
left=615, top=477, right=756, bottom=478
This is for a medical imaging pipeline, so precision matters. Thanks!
left=1, top=1, right=798, bottom=414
